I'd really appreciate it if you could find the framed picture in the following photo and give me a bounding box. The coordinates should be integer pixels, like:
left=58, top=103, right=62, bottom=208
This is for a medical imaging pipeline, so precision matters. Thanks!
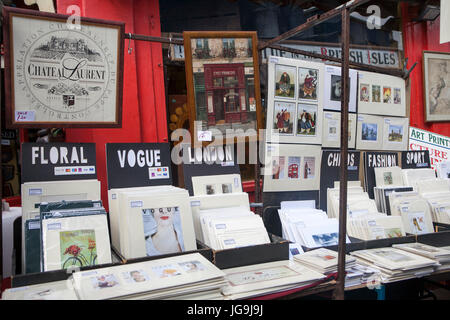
left=263, top=143, right=322, bottom=192
left=382, top=117, right=409, bottom=151
left=2, top=7, right=124, bottom=128
left=266, top=56, right=323, bottom=144
left=357, top=70, right=406, bottom=117
left=183, top=31, right=262, bottom=143
left=423, top=51, right=450, bottom=122
left=321, top=111, right=357, bottom=149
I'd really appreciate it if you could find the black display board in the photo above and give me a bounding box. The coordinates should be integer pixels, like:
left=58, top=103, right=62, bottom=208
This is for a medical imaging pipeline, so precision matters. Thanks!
left=401, top=150, right=431, bottom=169
left=363, top=151, right=399, bottom=199
left=181, top=144, right=240, bottom=196
left=319, top=150, right=361, bottom=212
left=105, top=143, right=172, bottom=189
left=21, top=143, right=97, bottom=183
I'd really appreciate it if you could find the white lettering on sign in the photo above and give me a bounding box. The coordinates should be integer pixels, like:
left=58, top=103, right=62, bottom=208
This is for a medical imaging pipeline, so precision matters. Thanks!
left=117, top=149, right=162, bottom=168
left=31, top=146, right=88, bottom=165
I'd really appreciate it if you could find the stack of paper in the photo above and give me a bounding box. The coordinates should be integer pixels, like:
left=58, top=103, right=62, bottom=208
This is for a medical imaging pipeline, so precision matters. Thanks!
left=21, top=180, right=101, bottom=272
left=221, top=260, right=325, bottom=300
left=71, top=253, right=226, bottom=300
left=374, top=187, right=413, bottom=214
left=389, top=192, right=435, bottom=234
left=293, top=248, right=356, bottom=274
left=198, top=206, right=270, bottom=250
left=350, top=247, right=439, bottom=283
left=111, top=186, right=197, bottom=259
left=393, top=243, right=450, bottom=271
left=278, top=200, right=349, bottom=248
left=414, top=178, right=450, bottom=224
left=189, top=192, right=250, bottom=243
left=40, top=200, right=112, bottom=272
left=401, top=168, right=437, bottom=190
left=2, top=280, right=79, bottom=300
left=348, top=214, right=406, bottom=240
left=327, top=183, right=378, bottom=219
left=344, top=264, right=380, bottom=288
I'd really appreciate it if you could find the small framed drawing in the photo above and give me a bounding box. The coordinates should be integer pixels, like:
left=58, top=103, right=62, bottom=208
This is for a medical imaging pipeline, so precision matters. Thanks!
left=183, top=31, right=262, bottom=143
left=2, top=7, right=124, bottom=128
left=382, top=117, right=409, bottom=151
left=266, top=56, right=323, bottom=144
left=191, top=174, right=242, bottom=196
left=357, top=70, right=406, bottom=117
left=321, top=111, right=357, bottom=149
left=356, top=114, right=384, bottom=150
left=323, top=65, right=357, bottom=112
left=263, top=143, right=322, bottom=192
left=423, top=51, right=450, bottom=122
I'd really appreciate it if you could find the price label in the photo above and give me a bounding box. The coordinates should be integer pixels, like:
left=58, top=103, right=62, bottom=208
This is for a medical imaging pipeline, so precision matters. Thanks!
left=15, top=111, right=35, bottom=122
left=197, top=130, right=212, bottom=142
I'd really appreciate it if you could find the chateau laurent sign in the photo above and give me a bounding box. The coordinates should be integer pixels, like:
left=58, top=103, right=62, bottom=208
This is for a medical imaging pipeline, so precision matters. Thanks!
left=3, top=7, right=124, bottom=128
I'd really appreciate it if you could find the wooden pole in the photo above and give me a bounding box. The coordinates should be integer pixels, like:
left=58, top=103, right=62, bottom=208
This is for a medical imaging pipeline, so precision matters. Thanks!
left=332, top=5, right=351, bottom=301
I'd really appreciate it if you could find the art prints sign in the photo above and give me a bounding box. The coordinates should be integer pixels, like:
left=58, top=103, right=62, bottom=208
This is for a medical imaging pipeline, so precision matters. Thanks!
left=409, top=126, right=450, bottom=170
left=3, top=7, right=124, bottom=128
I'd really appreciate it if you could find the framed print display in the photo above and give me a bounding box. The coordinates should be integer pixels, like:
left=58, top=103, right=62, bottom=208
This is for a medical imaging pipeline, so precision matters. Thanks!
left=117, top=190, right=196, bottom=260
left=357, top=70, right=406, bottom=117
left=266, top=56, right=323, bottom=144
left=2, top=7, right=124, bottom=128
left=322, top=111, right=357, bottom=148
left=183, top=31, right=262, bottom=143
left=356, top=114, right=384, bottom=150
left=323, top=65, right=357, bottom=112
left=382, top=117, right=409, bottom=151
left=423, top=51, right=450, bottom=122
left=263, top=143, right=322, bottom=192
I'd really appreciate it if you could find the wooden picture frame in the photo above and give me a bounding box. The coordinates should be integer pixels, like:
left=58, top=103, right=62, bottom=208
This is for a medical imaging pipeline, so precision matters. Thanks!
left=2, top=7, right=124, bottom=128
left=423, top=51, right=450, bottom=122
left=183, top=31, right=262, bottom=144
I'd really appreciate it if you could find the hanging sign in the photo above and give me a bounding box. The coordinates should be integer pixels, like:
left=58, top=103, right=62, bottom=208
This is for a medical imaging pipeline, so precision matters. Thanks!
left=2, top=7, right=124, bottom=128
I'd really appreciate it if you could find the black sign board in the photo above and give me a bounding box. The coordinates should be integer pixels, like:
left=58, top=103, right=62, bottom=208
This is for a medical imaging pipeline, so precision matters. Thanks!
left=401, top=150, right=431, bottom=169
left=21, top=143, right=97, bottom=183
left=181, top=143, right=240, bottom=196
left=105, top=143, right=172, bottom=189
left=363, top=151, right=399, bottom=199
left=319, top=150, right=361, bottom=212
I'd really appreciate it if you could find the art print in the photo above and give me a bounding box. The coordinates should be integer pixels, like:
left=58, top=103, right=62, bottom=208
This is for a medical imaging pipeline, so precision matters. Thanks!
left=60, top=229, right=97, bottom=269
left=141, top=207, right=185, bottom=256
left=91, top=274, right=119, bottom=289
left=151, top=264, right=182, bottom=278
left=271, top=156, right=286, bottom=180
left=303, top=157, right=315, bottom=179
left=297, top=104, right=317, bottom=136
left=423, top=51, right=450, bottom=122
left=360, top=84, right=370, bottom=102
left=287, top=157, right=301, bottom=180
left=361, top=123, right=378, bottom=141
left=372, top=85, right=381, bottom=103
left=122, top=270, right=150, bottom=283
left=312, top=232, right=339, bottom=247
left=383, top=87, right=392, bottom=103
left=394, top=88, right=402, bottom=104
left=275, top=64, right=296, bottom=99
left=178, top=260, right=205, bottom=273
left=388, top=124, right=404, bottom=142
left=298, top=67, right=318, bottom=100
left=330, top=75, right=342, bottom=102
left=273, top=101, right=295, bottom=134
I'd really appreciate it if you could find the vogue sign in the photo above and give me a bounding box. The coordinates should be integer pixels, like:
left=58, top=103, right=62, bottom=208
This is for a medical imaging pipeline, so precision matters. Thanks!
left=3, top=7, right=124, bottom=127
